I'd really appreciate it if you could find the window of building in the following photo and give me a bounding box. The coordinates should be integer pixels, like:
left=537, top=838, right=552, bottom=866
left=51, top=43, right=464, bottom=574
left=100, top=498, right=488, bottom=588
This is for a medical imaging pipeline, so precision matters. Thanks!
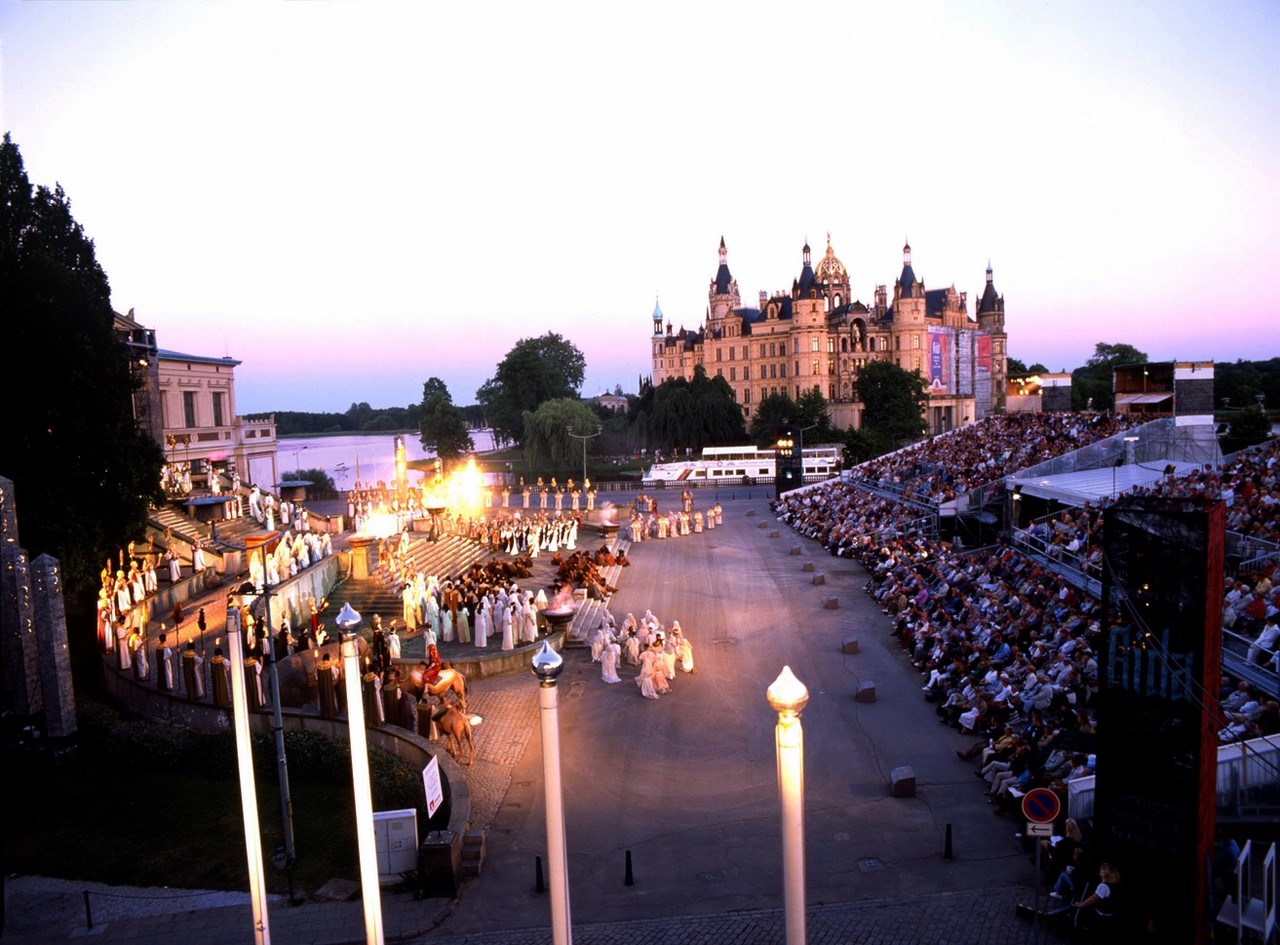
left=760, top=343, right=767, bottom=358
left=828, top=338, right=836, bottom=353
left=729, top=367, right=736, bottom=381
left=716, top=367, right=723, bottom=378
left=770, top=364, right=777, bottom=379
left=212, top=392, right=225, bottom=427
left=183, top=391, right=197, bottom=428
left=780, top=363, right=787, bottom=378
left=769, top=342, right=777, bottom=357
left=812, top=359, right=820, bottom=377
left=913, top=335, right=921, bottom=349
left=895, top=336, right=901, bottom=351
left=743, top=366, right=750, bottom=380
left=810, top=337, right=820, bottom=352
left=744, top=389, right=751, bottom=404
left=829, top=384, right=836, bottom=399
left=716, top=348, right=723, bottom=362
left=729, top=346, right=735, bottom=361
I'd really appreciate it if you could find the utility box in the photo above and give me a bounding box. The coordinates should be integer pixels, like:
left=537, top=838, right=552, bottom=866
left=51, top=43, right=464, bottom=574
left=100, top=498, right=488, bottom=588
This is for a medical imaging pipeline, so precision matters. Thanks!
left=374, top=808, right=419, bottom=882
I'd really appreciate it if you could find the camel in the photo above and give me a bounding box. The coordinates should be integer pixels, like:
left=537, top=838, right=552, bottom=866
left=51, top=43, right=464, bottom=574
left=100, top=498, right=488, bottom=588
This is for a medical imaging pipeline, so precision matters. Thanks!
left=432, top=705, right=474, bottom=766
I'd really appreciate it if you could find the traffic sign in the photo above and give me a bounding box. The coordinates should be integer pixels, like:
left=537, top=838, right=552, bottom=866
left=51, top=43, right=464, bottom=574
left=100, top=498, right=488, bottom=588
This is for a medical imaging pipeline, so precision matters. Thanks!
left=1022, top=787, right=1061, bottom=824
left=1025, top=822, right=1054, bottom=837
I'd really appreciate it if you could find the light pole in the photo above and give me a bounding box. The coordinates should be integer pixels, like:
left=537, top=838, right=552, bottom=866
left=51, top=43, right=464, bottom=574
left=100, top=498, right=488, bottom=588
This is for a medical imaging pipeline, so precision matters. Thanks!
left=532, top=641, right=573, bottom=945
left=767, top=665, right=810, bottom=945
left=291, top=445, right=309, bottom=473
left=225, top=605, right=272, bottom=945
left=796, top=421, right=818, bottom=483
left=338, top=603, right=385, bottom=945
left=565, top=425, right=602, bottom=491
left=243, top=535, right=296, bottom=870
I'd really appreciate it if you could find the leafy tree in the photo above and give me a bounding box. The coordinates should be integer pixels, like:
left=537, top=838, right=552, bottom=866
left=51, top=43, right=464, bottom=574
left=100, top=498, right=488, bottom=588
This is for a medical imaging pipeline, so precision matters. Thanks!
left=1220, top=405, right=1274, bottom=455
left=478, top=333, right=586, bottom=446
left=0, top=134, right=165, bottom=615
left=795, top=387, right=837, bottom=442
left=749, top=393, right=799, bottom=444
left=1007, top=358, right=1049, bottom=376
left=521, top=398, right=601, bottom=473
left=417, top=377, right=473, bottom=468
left=856, top=360, right=928, bottom=449
left=630, top=366, right=745, bottom=452
left=1216, top=358, right=1280, bottom=416
left=842, top=427, right=889, bottom=466
left=282, top=467, right=336, bottom=495
left=1072, top=342, right=1148, bottom=411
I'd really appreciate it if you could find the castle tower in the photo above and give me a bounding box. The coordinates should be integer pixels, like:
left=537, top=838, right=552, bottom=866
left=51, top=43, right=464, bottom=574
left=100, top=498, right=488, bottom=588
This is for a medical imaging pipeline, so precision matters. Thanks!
left=707, top=236, right=740, bottom=328
left=976, top=261, right=1009, bottom=411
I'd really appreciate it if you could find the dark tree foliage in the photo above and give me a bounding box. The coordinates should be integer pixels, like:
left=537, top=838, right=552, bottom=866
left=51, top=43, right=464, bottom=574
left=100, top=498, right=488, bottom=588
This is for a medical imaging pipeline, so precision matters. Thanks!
left=855, top=360, right=928, bottom=449
left=842, top=427, right=889, bottom=466
left=748, top=393, right=799, bottom=444
left=1220, top=405, right=1274, bottom=455
left=629, top=366, right=745, bottom=452
left=477, top=333, right=586, bottom=447
left=1216, top=358, right=1280, bottom=417
left=418, top=377, right=473, bottom=467
left=1071, top=342, right=1148, bottom=412
left=254, top=402, right=422, bottom=436
left=0, top=134, right=164, bottom=608
left=282, top=467, right=336, bottom=495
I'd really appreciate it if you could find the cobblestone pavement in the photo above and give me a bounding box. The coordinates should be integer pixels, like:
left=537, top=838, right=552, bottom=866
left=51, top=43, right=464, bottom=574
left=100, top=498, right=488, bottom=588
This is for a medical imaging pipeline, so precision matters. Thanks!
left=3, top=493, right=1080, bottom=944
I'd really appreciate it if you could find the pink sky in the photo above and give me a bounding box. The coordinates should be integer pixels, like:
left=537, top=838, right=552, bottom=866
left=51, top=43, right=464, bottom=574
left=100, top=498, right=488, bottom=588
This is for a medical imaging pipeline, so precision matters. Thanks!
left=3, top=2, right=1276, bottom=412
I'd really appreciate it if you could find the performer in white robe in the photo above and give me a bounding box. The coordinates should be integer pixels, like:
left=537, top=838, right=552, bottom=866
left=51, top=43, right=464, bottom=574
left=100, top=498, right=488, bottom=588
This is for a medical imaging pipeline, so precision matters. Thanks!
left=600, top=639, right=622, bottom=683
left=501, top=603, right=516, bottom=651
left=521, top=595, right=538, bottom=644
left=474, top=600, right=490, bottom=648
left=636, top=645, right=662, bottom=699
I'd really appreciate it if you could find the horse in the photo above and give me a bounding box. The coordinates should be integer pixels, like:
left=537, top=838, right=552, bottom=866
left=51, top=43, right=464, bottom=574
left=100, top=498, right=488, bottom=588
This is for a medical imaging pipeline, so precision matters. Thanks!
left=432, top=705, right=474, bottom=766
left=416, top=665, right=468, bottom=714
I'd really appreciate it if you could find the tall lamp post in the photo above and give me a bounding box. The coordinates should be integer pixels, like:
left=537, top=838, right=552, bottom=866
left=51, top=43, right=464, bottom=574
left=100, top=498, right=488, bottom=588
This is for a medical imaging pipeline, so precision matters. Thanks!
left=243, top=536, right=296, bottom=870
left=796, top=421, right=819, bottom=484
left=291, top=445, right=309, bottom=473
left=337, top=603, right=385, bottom=945
left=767, top=665, right=810, bottom=945
left=532, top=641, right=573, bottom=945
left=225, top=605, right=272, bottom=945
left=565, top=425, right=602, bottom=492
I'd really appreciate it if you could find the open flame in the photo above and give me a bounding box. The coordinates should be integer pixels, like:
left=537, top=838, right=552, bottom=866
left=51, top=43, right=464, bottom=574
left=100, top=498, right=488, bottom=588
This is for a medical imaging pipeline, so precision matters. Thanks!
left=421, top=457, right=485, bottom=513
left=544, top=583, right=576, bottom=615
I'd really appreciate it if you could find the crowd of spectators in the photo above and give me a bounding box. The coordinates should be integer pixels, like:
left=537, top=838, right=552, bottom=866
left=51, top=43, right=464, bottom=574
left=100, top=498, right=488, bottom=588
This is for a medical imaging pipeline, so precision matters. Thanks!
left=849, top=412, right=1142, bottom=504
left=774, top=415, right=1280, bottom=921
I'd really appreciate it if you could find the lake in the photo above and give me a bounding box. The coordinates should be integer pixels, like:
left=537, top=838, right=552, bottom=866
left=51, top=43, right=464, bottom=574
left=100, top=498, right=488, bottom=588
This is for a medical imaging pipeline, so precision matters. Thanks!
left=249, top=430, right=498, bottom=490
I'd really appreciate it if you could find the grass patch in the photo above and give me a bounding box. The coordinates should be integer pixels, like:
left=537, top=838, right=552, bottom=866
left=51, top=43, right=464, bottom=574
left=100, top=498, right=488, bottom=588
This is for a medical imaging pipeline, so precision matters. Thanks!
left=5, top=702, right=426, bottom=896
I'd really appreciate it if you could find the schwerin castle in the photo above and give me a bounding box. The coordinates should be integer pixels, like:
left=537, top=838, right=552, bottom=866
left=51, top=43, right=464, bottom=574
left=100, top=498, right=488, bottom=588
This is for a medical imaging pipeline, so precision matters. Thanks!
left=649, top=236, right=1009, bottom=434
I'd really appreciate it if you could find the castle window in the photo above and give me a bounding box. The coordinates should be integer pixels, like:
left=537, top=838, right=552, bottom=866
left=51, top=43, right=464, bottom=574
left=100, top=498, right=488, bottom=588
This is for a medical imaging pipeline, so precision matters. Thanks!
left=829, top=384, right=836, bottom=399
left=729, top=367, right=736, bottom=381
left=716, top=348, right=723, bottom=362
left=769, top=342, right=777, bottom=357
left=770, top=364, right=777, bottom=379
left=895, top=336, right=901, bottom=351
left=810, top=337, right=820, bottom=352
left=743, top=366, right=750, bottom=380
left=760, top=343, right=767, bottom=358
left=729, top=347, right=735, bottom=361
left=780, top=363, right=788, bottom=378
left=913, top=335, right=921, bottom=349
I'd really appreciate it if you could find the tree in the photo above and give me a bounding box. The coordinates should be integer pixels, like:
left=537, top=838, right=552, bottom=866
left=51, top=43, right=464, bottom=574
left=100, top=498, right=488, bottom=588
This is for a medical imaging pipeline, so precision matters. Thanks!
left=1072, top=342, right=1148, bottom=411
left=856, top=360, right=928, bottom=449
left=417, top=377, right=473, bottom=468
left=477, top=333, right=586, bottom=446
left=1220, top=405, right=1273, bottom=455
left=842, top=427, right=889, bottom=466
left=0, top=134, right=165, bottom=614
left=521, top=398, right=601, bottom=473
left=629, top=366, right=745, bottom=452
left=749, top=393, right=799, bottom=444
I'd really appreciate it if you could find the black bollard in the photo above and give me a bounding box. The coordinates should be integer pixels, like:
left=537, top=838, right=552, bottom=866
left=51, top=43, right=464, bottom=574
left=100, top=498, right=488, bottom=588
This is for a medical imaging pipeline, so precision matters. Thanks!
left=535, top=854, right=545, bottom=894
left=624, top=849, right=634, bottom=886
left=944, top=823, right=954, bottom=860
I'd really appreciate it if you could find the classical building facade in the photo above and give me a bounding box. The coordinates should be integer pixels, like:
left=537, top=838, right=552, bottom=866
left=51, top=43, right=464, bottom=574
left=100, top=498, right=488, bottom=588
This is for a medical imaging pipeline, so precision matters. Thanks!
left=112, top=309, right=278, bottom=488
left=650, top=236, right=1008, bottom=434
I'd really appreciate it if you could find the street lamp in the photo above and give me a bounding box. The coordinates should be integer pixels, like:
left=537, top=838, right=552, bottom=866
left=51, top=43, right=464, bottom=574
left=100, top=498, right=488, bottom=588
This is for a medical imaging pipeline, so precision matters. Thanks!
left=767, top=666, right=809, bottom=945
left=225, top=606, right=272, bottom=945
left=796, top=421, right=819, bottom=483
left=338, top=603, right=385, bottom=945
left=565, top=425, right=602, bottom=492
left=291, top=445, right=309, bottom=473
left=532, top=641, right=573, bottom=945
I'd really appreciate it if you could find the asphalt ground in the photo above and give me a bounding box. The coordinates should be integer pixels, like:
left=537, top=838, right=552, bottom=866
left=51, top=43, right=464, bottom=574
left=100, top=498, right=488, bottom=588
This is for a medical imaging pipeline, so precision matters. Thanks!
left=4, top=490, right=1067, bottom=944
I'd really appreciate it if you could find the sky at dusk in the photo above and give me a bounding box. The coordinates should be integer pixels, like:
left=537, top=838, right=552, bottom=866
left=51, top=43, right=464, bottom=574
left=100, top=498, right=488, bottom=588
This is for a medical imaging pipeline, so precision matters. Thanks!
left=3, top=2, right=1277, bottom=414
